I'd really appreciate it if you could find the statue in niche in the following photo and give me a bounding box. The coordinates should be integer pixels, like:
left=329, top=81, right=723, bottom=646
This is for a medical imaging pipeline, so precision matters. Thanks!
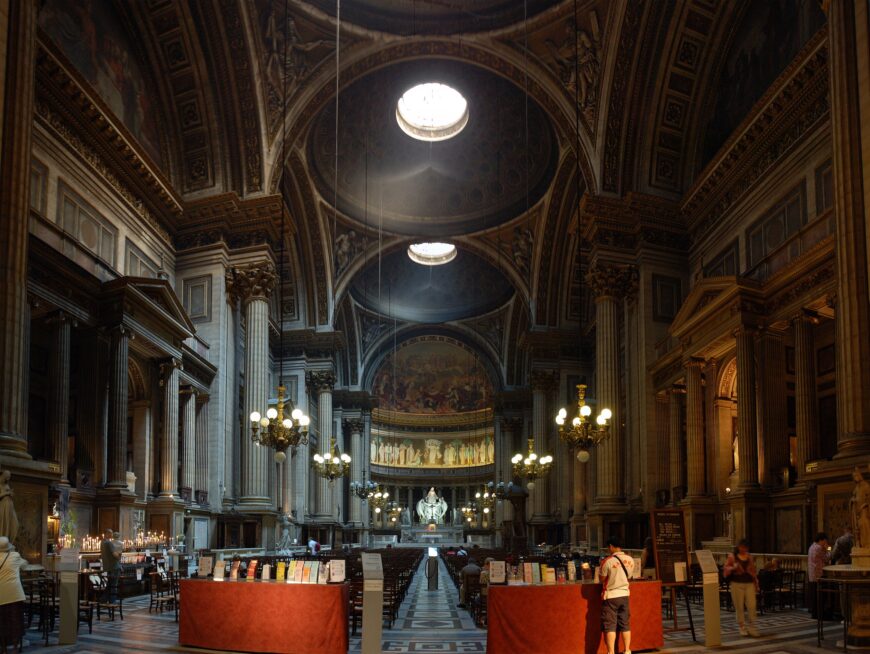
left=851, top=465, right=870, bottom=549
left=276, top=514, right=293, bottom=552
left=416, top=487, right=448, bottom=524
left=370, top=437, right=378, bottom=463
left=487, top=436, right=495, bottom=463
left=0, top=468, right=19, bottom=541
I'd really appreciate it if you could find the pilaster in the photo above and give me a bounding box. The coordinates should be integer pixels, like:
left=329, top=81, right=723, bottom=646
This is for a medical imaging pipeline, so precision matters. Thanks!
left=792, top=311, right=820, bottom=480
left=47, top=312, right=73, bottom=485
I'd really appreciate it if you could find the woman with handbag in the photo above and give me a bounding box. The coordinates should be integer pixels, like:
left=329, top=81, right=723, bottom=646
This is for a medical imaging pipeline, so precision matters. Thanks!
left=724, top=538, right=760, bottom=637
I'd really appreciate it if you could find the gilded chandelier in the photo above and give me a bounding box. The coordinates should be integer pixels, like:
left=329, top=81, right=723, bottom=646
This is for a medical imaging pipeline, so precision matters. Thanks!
left=249, top=385, right=310, bottom=462
left=350, top=480, right=390, bottom=511
left=475, top=486, right=496, bottom=516
left=313, top=436, right=351, bottom=482
left=555, top=384, right=611, bottom=463
left=511, top=437, right=553, bottom=490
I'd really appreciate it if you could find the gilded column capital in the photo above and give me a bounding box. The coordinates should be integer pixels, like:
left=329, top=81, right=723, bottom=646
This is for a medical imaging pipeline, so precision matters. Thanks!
left=790, top=308, right=820, bottom=326
left=344, top=418, right=365, bottom=435
left=683, top=356, right=706, bottom=370
left=306, top=370, right=336, bottom=393
left=586, top=263, right=638, bottom=301
left=226, top=261, right=277, bottom=305
left=529, top=369, right=559, bottom=392
left=159, top=357, right=182, bottom=384
left=46, top=310, right=77, bottom=329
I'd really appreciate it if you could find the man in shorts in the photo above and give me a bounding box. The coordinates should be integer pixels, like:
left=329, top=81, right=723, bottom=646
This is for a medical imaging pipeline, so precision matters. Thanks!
left=600, top=536, right=634, bottom=654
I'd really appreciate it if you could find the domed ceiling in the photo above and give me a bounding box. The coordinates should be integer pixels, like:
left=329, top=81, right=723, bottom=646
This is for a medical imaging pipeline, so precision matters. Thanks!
left=350, top=248, right=513, bottom=323
left=306, top=0, right=561, bottom=35
left=309, top=59, right=557, bottom=237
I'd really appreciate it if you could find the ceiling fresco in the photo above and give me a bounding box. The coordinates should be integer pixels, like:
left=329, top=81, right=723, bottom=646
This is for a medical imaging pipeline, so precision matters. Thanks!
left=304, top=0, right=562, bottom=35
left=350, top=247, right=513, bottom=323
left=308, top=59, right=557, bottom=237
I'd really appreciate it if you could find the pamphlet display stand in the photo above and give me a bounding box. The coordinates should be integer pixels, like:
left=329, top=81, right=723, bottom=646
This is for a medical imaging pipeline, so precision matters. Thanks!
left=695, top=549, right=721, bottom=647
left=361, top=553, right=384, bottom=654
left=651, top=509, right=696, bottom=642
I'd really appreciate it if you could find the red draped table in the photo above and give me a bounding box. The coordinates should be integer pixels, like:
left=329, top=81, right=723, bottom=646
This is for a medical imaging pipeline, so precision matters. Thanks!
left=179, top=579, right=349, bottom=654
left=487, top=581, right=663, bottom=654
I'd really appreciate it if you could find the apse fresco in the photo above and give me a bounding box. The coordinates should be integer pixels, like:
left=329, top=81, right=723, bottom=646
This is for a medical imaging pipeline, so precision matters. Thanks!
left=371, top=433, right=495, bottom=468
left=372, top=337, right=492, bottom=414
left=39, top=0, right=163, bottom=165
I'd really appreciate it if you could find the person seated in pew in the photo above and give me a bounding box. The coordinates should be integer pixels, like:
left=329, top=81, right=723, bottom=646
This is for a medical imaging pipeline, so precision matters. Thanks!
left=457, top=558, right=481, bottom=609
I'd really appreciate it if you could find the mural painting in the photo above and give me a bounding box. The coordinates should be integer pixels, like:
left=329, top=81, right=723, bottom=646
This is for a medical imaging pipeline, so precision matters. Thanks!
left=372, top=338, right=492, bottom=414
left=370, top=433, right=495, bottom=469
left=39, top=0, right=163, bottom=165
left=701, top=0, right=826, bottom=167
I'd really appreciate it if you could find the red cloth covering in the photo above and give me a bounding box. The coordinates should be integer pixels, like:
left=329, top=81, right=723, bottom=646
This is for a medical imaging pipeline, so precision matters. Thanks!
left=486, top=581, right=663, bottom=654
left=179, top=579, right=349, bottom=654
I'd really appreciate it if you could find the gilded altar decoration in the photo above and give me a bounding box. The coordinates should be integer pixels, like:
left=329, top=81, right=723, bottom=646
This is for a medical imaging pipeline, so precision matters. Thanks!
left=416, top=487, right=448, bottom=524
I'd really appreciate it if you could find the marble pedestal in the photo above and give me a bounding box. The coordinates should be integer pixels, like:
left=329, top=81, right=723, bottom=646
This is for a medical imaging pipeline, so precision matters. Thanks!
left=824, top=552, right=870, bottom=648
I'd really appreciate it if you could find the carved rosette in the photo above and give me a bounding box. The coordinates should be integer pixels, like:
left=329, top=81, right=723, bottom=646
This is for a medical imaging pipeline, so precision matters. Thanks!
left=586, top=263, right=639, bottom=301
left=226, top=262, right=277, bottom=306
left=306, top=370, right=336, bottom=394
left=529, top=369, right=559, bottom=392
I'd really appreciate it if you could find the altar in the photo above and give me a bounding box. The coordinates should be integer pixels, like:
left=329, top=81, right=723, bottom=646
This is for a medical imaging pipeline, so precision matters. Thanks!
left=401, top=525, right=466, bottom=545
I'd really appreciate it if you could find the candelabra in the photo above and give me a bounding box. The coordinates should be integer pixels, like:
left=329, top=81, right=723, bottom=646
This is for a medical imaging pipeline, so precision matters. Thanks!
left=475, top=486, right=496, bottom=516
left=555, top=384, right=611, bottom=463
left=249, top=385, right=310, bottom=462
left=511, top=437, right=553, bottom=490
left=385, top=502, right=403, bottom=524
left=313, top=436, right=351, bottom=482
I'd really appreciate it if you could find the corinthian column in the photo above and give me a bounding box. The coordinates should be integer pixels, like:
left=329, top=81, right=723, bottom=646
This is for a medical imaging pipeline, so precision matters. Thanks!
left=735, top=327, right=760, bottom=488
left=0, top=0, right=37, bottom=458
left=346, top=418, right=365, bottom=525
left=669, top=386, right=685, bottom=501
left=195, top=399, right=209, bottom=505
left=307, top=370, right=336, bottom=519
left=685, top=359, right=706, bottom=497
left=827, top=0, right=870, bottom=458
left=106, top=326, right=131, bottom=489
left=587, top=263, right=636, bottom=506
left=228, top=262, right=277, bottom=506
left=500, top=417, right=522, bottom=525
left=792, top=311, right=820, bottom=479
left=48, top=312, right=73, bottom=484
left=529, top=370, right=557, bottom=522
left=159, top=359, right=180, bottom=497
left=655, top=391, right=670, bottom=500
left=180, top=387, right=196, bottom=502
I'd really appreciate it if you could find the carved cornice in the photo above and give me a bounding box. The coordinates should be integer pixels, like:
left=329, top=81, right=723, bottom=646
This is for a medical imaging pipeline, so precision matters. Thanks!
left=306, top=370, right=336, bottom=393
left=176, top=193, right=282, bottom=252
left=34, top=99, right=173, bottom=247
left=581, top=192, right=687, bottom=254
left=683, top=34, right=829, bottom=245
left=586, top=263, right=639, bottom=300
left=34, top=43, right=181, bottom=234
left=226, top=262, right=277, bottom=305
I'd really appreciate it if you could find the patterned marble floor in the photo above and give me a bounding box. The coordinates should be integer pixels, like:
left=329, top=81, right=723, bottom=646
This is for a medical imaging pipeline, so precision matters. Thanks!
left=23, top=561, right=847, bottom=654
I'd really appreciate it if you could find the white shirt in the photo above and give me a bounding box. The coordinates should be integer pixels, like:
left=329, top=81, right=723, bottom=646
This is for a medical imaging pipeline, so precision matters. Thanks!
left=0, top=551, right=27, bottom=605
left=600, top=551, right=634, bottom=600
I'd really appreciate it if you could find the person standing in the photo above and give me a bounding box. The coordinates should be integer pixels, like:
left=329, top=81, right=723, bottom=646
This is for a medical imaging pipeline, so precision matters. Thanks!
left=807, top=532, right=830, bottom=619
left=723, top=539, right=759, bottom=637
left=0, top=537, right=27, bottom=654
left=101, top=529, right=121, bottom=605
left=600, top=536, right=634, bottom=654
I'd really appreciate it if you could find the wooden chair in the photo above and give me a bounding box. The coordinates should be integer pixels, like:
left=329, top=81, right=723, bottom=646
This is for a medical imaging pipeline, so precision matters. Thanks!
left=149, top=571, right=175, bottom=615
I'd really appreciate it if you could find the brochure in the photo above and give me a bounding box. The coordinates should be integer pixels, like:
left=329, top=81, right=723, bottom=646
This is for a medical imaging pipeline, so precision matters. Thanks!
left=489, top=561, right=506, bottom=584
left=329, top=559, right=346, bottom=583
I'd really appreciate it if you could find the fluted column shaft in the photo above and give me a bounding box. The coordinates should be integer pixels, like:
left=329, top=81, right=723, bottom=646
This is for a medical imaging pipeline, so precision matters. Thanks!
left=308, top=370, right=336, bottom=519
left=704, top=359, right=720, bottom=497
left=685, top=359, right=706, bottom=497
left=758, top=330, right=788, bottom=485
left=48, top=313, right=72, bottom=483
left=0, top=0, right=37, bottom=457
left=530, top=370, right=556, bottom=520
left=827, top=0, right=870, bottom=458
left=195, top=400, right=209, bottom=502
left=347, top=419, right=364, bottom=525
left=180, top=388, right=196, bottom=499
left=107, top=326, right=130, bottom=488
left=735, top=327, right=760, bottom=488
left=243, top=297, right=270, bottom=502
left=668, top=387, right=685, bottom=499
left=793, top=312, right=820, bottom=478
left=501, top=418, right=521, bottom=523
left=159, top=360, right=180, bottom=497
left=654, top=392, right=669, bottom=495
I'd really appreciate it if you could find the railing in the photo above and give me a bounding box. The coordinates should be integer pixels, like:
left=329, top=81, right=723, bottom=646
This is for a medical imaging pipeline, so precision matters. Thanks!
left=744, top=211, right=833, bottom=283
